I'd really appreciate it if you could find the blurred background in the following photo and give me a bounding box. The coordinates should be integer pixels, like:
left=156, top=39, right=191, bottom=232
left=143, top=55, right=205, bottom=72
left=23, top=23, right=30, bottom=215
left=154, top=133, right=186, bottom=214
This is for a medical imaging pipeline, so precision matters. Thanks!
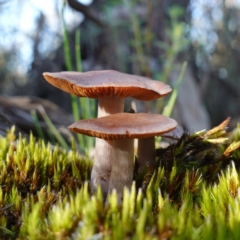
left=0, top=0, right=240, bottom=147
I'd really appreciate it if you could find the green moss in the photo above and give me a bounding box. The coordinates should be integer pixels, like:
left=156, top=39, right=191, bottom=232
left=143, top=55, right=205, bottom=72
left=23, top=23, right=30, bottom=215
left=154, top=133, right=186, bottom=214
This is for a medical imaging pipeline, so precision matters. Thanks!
left=0, top=123, right=240, bottom=239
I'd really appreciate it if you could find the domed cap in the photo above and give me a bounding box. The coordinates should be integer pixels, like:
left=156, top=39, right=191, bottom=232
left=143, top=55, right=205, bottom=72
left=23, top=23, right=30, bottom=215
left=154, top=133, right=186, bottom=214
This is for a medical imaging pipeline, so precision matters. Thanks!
left=43, top=70, right=172, bottom=100
left=68, top=112, right=177, bottom=140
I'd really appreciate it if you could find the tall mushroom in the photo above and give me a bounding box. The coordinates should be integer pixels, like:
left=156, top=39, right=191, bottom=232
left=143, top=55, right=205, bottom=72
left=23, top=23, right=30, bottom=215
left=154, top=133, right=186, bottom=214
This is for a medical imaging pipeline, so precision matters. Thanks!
left=43, top=70, right=172, bottom=198
left=69, top=112, right=177, bottom=202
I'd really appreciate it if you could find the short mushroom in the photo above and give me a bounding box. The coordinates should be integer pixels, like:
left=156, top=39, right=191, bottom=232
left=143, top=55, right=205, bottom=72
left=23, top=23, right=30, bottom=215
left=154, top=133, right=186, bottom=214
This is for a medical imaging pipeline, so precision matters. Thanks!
left=137, top=125, right=184, bottom=178
left=43, top=70, right=172, bottom=198
left=69, top=112, right=177, bottom=202
left=137, top=136, right=156, bottom=176
left=161, top=125, right=184, bottom=139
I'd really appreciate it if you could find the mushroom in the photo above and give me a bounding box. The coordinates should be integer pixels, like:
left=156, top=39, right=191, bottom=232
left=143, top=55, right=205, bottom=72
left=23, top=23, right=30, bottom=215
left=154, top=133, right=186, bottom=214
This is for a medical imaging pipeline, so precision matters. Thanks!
left=69, top=112, right=177, bottom=202
left=43, top=70, right=172, bottom=198
left=137, top=125, right=184, bottom=178
left=137, top=125, right=184, bottom=177
left=161, top=125, right=184, bottom=139
left=137, top=136, right=156, bottom=176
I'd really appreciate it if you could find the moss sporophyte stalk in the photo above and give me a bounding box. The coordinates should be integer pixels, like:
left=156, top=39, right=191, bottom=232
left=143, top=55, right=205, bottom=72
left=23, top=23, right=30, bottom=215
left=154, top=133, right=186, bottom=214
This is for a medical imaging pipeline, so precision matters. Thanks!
left=0, top=120, right=240, bottom=239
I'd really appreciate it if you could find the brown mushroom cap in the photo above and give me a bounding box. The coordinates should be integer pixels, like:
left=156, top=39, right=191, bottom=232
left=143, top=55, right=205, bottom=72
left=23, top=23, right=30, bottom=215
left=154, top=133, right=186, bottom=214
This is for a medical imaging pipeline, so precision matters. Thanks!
left=43, top=70, right=171, bottom=101
left=161, top=125, right=184, bottom=139
left=69, top=113, right=177, bottom=140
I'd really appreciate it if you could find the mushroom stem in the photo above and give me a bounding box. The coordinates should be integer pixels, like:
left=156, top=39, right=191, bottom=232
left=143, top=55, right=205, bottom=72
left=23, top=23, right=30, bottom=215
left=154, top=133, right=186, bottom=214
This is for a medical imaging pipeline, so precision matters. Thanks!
left=91, top=97, right=124, bottom=199
left=91, top=139, right=114, bottom=198
left=137, top=137, right=156, bottom=175
left=108, top=138, right=134, bottom=203
left=98, top=97, right=124, bottom=117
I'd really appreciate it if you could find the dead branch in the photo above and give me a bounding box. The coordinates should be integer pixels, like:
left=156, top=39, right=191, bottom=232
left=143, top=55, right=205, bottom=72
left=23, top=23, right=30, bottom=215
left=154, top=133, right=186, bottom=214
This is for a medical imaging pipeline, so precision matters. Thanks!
left=67, top=0, right=105, bottom=27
